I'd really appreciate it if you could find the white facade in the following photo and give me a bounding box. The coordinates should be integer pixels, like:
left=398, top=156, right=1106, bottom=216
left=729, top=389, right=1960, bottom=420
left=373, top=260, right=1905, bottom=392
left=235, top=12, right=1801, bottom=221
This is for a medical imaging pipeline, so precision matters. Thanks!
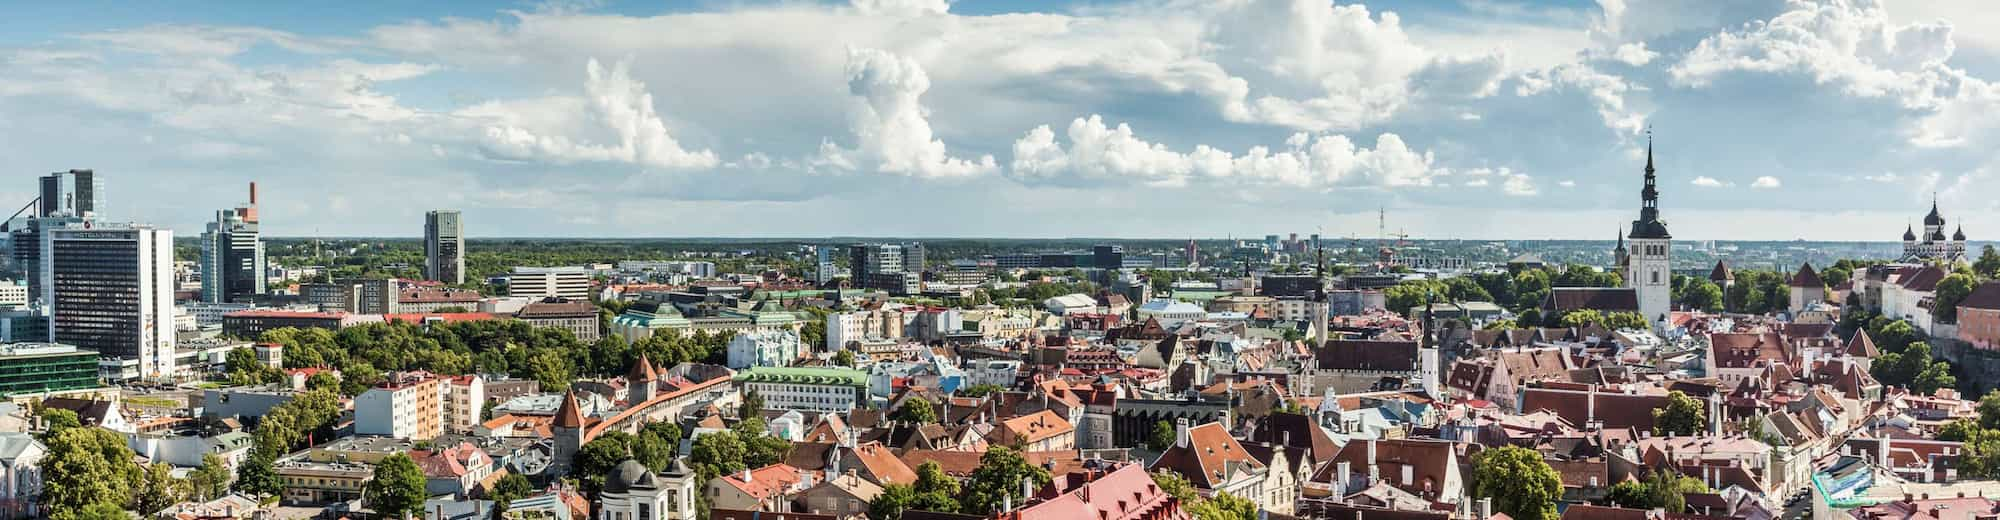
left=179, top=301, right=256, bottom=327
left=1628, top=237, right=1671, bottom=325
left=507, top=267, right=592, bottom=300
left=1135, top=300, right=1207, bottom=323
left=441, top=375, right=485, bottom=434
left=42, top=225, right=177, bottom=381
left=0, top=284, right=25, bottom=308
left=0, top=433, right=44, bottom=520
left=964, top=359, right=1022, bottom=388
left=725, top=328, right=804, bottom=369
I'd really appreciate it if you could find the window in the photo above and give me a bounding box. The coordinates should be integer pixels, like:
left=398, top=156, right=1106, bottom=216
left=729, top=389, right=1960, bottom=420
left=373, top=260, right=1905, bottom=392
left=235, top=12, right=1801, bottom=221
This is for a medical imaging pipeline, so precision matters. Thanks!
left=1651, top=271, right=1660, bottom=284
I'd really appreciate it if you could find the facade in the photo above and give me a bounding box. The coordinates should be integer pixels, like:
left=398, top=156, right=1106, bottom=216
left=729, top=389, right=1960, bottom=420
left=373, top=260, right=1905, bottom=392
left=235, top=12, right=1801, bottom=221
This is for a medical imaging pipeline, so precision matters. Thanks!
left=599, top=460, right=700, bottom=520
left=441, top=374, right=485, bottom=434
left=507, top=266, right=592, bottom=300
left=0, top=343, right=98, bottom=397
left=725, top=328, right=804, bottom=369
left=1959, top=282, right=2000, bottom=350
left=733, top=367, right=867, bottom=412
left=395, top=287, right=483, bottom=313
left=1623, top=142, right=1672, bottom=328
left=425, top=210, right=465, bottom=284
left=354, top=371, right=444, bottom=440
left=848, top=243, right=921, bottom=295
left=302, top=278, right=398, bottom=314
left=42, top=225, right=176, bottom=382
left=517, top=298, right=601, bottom=342
left=199, top=183, right=266, bottom=303
left=1900, top=200, right=1968, bottom=262
left=0, top=433, right=43, bottom=520
left=221, top=310, right=375, bottom=339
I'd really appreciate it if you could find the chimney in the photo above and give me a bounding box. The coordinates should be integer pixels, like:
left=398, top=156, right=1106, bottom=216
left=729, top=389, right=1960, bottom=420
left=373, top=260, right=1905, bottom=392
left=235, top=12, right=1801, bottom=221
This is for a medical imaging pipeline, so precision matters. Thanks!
left=1401, top=464, right=1413, bottom=486
left=1022, top=476, right=1036, bottom=501
left=1879, top=436, right=1891, bottom=468
left=1176, top=418, right=1191, bottom=449
left=1335, top=461, right=1351, bottom=498
left=1366, top=438, right=1378, bottom=467
left=249, top=181, right=258, bottom=204
left=1478, top=497, right=1492, bottom=520
left=743, top=468, right=753, bottom=482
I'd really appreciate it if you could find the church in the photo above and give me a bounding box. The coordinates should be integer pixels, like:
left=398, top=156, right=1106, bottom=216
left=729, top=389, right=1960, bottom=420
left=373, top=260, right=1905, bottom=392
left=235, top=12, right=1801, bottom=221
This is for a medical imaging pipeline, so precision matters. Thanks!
left=1900, top=200, right=1967, bottom=263
left=1609, top=139, right=1673, bottom=329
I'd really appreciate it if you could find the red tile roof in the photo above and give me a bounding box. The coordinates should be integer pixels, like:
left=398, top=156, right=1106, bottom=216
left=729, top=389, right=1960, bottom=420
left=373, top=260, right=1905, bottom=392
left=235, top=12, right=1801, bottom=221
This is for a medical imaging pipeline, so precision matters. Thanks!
left=1150, top=422, right=1262, bottom=490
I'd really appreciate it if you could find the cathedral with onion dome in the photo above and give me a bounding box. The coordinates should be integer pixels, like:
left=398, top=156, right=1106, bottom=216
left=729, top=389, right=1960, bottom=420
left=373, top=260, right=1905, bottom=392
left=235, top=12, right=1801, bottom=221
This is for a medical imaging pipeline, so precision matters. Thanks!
left=1901, top=200, right=1967, bottom=262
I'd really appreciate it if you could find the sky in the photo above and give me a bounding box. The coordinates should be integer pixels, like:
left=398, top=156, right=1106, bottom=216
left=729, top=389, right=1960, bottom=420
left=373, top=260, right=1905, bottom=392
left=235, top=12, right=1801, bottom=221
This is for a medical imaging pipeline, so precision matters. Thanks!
left=4, top=0, right=2000, bottom=241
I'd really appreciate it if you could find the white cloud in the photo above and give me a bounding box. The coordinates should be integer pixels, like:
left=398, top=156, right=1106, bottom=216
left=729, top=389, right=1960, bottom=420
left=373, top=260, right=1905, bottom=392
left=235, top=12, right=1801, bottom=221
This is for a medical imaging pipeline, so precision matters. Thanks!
left=467, top=58, right=719, bottom=169
left=1669, top=0, right=1962, bottom=111
left=1009, top=114, right=1442, bottom=189
left=850, top=0, right=950, bottom=16
left=834, top=47, right=996, bottom=178
left=1751, top=175, right=1781, bottom=188
left=1558, top=179, right=1577, bottom=187
left=1691, top=176, right=1728, bottom=187
left=1502, top=171, right=1538, bottom=195
left=1611, top=42, right=1657, bottom=65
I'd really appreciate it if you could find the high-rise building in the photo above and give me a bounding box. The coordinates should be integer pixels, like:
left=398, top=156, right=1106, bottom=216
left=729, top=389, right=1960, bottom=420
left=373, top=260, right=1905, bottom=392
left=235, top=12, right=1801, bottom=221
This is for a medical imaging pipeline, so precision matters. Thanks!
left=200, top=183, right=266, bottom=303
left=1624, top=139, right=1672, bottom=329
left=847, top=243, right=919, bottom=295
left=425, top=210, right=465, bottom=284
left=9, top=215, right=85, bottom=299
left=41, top=224, right=176, bottom=382
left=38, top=169, right=101, bottom=219
left=1092, top=244, right=1124, bottom=270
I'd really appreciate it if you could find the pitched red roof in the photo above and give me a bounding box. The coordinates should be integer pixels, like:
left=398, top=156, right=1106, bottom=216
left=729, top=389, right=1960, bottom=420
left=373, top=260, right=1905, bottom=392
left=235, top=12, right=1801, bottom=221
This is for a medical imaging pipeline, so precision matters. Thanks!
left=1847, top=329, right=1881, bottom=358
left=1150, top=422, right=1262, bottom=489
left=1708, top=261, right=1733, bottom=282
left=1316, top=340, right=1418, bottom=371
left=1788, top=263, right=1824, bottom=288
left=1541, top=288, right=1639, bottom=314
left=1960, top=281, right=2000, bottom=311
left=554, top=391, right=586, bottom=429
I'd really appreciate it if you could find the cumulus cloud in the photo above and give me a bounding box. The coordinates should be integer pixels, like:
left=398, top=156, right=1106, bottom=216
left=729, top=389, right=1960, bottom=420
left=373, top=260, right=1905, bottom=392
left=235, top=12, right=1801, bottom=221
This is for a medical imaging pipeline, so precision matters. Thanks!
left=1009, top=114, right=1442, bottom=189
left=469, top=59, right=718, bottom=170
left=833, top=47, right=996, bottom=178
left=1501, top=171, right=1537, bottom=196
left=850, top=0, right=950, bottom=16
left=1670, top=0, right=1959, bottom=107
left=1751, top=175, right=1781, bottom=188
left=1611, top=42, right=1657, bottom=65
left=1690, top=176, right=1728, bottom=187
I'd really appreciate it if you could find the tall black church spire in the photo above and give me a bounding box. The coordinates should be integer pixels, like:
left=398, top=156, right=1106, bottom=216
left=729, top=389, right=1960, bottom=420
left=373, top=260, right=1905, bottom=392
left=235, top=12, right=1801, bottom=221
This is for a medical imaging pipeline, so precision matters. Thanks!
left=1629, top=130, right=1671, bottom=240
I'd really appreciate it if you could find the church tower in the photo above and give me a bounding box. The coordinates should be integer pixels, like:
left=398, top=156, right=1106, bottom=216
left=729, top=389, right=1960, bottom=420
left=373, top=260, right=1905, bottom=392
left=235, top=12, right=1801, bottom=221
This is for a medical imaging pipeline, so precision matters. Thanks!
left=1625, top=136, right=1672, bottom=329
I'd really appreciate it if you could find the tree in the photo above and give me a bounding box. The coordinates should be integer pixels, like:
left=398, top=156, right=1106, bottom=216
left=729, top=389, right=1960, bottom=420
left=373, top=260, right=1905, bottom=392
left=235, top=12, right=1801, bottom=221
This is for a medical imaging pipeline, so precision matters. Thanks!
left=1978, top=245, right=2000, bottom=278
left=1940, top=419, right=1979, bottom=442
left=1641, top=469, right=1709, bottom=513
left=961, top=446, right=1052, bottom=514
left=40, top=408, right=80, bottom=440
left=42, top=427, right=139, bottom=514
left=576, top=433, right=636, bottom=494
left=1980, top=391, right=2000, bottom=429
left=1187, top=492, right=1258, bottom=520
left=892, top=397, right=939, bottom=425
left=135, top=462, right=185, bottom=514
left=490, top=473, right=535, bottom=510
left=304, top=372, right=341, bottom=393
left=235, top=448, right=282, bottom=496
left=959, top=384, right=1005, bottom=398
left=226, top=347, right=274, bottom=386
left=190, top=453, right=233, bottom=501
left=914, top=461, right=960, bottom=497
left=53, top=502, right=129, bottom=520
left=1469, top=446, right=1563, bottom=520
left=1679, top=279, right=1723, bottom=312
left=740, top=390, right=765, bottom=420
left=833, top=349, right=857, bottom=367
left=1653, top=391, right=1707, bottom=436
left=365, top=453, right=429, bottom=518
left=869, top=484, right=922, bottom=520
left=1936, top=273, right=1979, bottom=323
left=1147, top=420, right=1176, bottom=452
left=1604, top=481, right=1650, bottom=508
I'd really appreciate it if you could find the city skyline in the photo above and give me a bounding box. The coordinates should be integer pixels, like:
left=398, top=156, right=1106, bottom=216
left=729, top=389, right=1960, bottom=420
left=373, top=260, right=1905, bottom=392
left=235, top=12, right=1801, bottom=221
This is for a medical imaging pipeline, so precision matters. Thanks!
left=6, top=0, right=2000, bottom=240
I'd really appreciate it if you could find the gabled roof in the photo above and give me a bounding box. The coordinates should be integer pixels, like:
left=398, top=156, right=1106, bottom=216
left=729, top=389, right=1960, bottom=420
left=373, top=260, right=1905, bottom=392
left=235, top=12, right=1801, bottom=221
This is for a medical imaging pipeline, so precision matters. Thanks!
left=1150, top=422, right=1262, bottom=489
left=1708, top=261, right=1733, bottom=282
left=1541, top=288, right=1639, bottom=313
left=628, top=353, right=659, bottom=382
left=1788, top=263, right=1824, bottom=288
left=1316, top=340, right=1418, bottom=371
left=1847, top=329, right=1881, bottom=358
left=553, top=391, right=586, bottom=429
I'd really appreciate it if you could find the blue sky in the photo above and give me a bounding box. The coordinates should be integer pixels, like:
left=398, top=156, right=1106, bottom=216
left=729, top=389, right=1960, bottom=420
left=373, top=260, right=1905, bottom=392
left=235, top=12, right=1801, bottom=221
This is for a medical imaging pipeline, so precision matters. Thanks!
left=2, top=0, right=1997, bottom=240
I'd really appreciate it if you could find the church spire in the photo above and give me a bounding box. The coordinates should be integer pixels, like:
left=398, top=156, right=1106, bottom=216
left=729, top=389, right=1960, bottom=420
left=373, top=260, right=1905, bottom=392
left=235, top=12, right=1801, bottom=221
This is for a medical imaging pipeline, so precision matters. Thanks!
left=1629, top=128, right=1670, bottom=239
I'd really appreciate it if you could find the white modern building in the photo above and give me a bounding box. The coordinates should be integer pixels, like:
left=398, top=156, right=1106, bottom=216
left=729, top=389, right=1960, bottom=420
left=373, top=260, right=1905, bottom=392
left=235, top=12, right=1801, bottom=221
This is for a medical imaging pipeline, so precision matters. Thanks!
left=1135, top=299, right=1207, bottom=324
left=732, top=367, right=867, bottom=413
left=725, top=328, right=804, bottom=369
left=506, top=266, right=592, bottom=300
left=441, top=374, right=485, bottom=434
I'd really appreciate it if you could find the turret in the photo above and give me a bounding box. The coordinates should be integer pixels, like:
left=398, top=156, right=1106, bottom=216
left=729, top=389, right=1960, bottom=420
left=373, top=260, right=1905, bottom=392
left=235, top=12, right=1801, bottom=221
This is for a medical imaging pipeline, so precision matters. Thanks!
left=551, top=390, right=588, bottom=476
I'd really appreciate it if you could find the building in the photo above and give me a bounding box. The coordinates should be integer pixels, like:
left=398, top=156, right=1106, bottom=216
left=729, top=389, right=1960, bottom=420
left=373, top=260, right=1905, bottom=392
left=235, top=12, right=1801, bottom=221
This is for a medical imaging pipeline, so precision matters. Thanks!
left=507, top=267, right=591, bottom=300
left=0, top=283, right=26, bottom=309
left=179, top=302, right=255, bottom=328
left=725, top=328, right=805, bottom=370
left=0, top=342, right=99, bottom=397
left=42, top=225, right=176, bottom=382
left=354, top=371, right=444, bottom=441
left=396, top=287, right=484, bottom=313
left=1151, top=420, right=1291, bottom=513
left=1623, top=140, right=1672, bottom=328
left=275, top=436, right=417, bottom=504
left=1959, top=282, right=2000, bottom=351
left=221, top=310, right=376, bottom=339
left=992, top=409, right=1076, bottom=452
left=1900, top=200, right=1968, bottom=262
left=441, top=374, right=485, bottom=434
left=598, top=459, right=700, bottom=520
left=848, top=243, right=921, bottom=295
left=37, top=170, right=100, bottom=220
left=1789, top=262, right=1827, bottom=314
left=0, top=432, right=45, bottom=520
left=1135, top=300, right=1206, bottom=324
left=1008, top=463, right=1189, bottom=520
left=302, top=278, right=398, bottom=314
left=199, top=183, right=266, bottom=303
left=517, top=298, right=600, bottom=342
left=425, top=210, right=466, bottom=284
left=733, top=367, right=867, bottom=412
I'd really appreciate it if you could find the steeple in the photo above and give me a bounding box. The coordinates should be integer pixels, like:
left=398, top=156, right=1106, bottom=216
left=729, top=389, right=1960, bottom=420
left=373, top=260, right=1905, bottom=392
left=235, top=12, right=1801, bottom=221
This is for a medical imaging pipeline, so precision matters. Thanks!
left=1628, top=130, right=1670, bottom=240
left=1614, top=226, right=1626, bottom=252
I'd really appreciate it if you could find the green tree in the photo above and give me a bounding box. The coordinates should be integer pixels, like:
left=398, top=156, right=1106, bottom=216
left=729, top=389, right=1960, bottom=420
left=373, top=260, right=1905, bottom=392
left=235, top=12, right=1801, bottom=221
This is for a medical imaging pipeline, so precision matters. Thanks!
left=135, top=462, right=185, bottom=514
left=1977, top=245, right=2000, bottom=278
left=225, top=347, right=275, bottom=386
left=42, top=427, right=140, bottom=514
left=1940, top=419, right=1980, bottom=442
left=40, top=408, right=80, bottom=440
left=235, top=448, right=282, bottom=496
left=1187, top=492, right=1258, bottom=520
left=833, top=349, right=857, bottom=367
left=958, top=384, right=1005, bottom=398
left=1980, top=391, right=2000, bottom=429
left=190, top=453, right=233, bottom=501
left=1679, top=279, right=1723, bottom=312
left=740, top=390, right=765, bottom=420
left=1470, top=446, right=1563, bottom=520
left=1642, top=469, right=1709, bottom=513
left=576, top=432, right=636, bottom=494
left=914, top=461, right=960, bottom=497
left=1937, top=273, right=1979, bottom=323
left=1147, top=420, right=1176, bottom=452
left=961, top=446, right=1052, bottom=514
left=54, top=502, right=129, bottom=520
left=869, top=484, right=922, bottom=520
left=892, top=397, right=939, bottom=425
left=1653, top=391, right=1707, bottom=436
left=304, top=372, right=341, bottom=393
left=1604, top=480, right=1650, bottom=508
left=490, top=473, right=535, bottom=510
left=365, top=453, right=429, bottom=518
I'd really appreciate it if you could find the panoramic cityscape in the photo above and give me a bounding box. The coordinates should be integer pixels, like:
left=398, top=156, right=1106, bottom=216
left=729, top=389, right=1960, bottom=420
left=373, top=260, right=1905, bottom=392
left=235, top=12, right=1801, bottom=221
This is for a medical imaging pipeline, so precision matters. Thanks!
left=7, top=1, right=2000, bottom=520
